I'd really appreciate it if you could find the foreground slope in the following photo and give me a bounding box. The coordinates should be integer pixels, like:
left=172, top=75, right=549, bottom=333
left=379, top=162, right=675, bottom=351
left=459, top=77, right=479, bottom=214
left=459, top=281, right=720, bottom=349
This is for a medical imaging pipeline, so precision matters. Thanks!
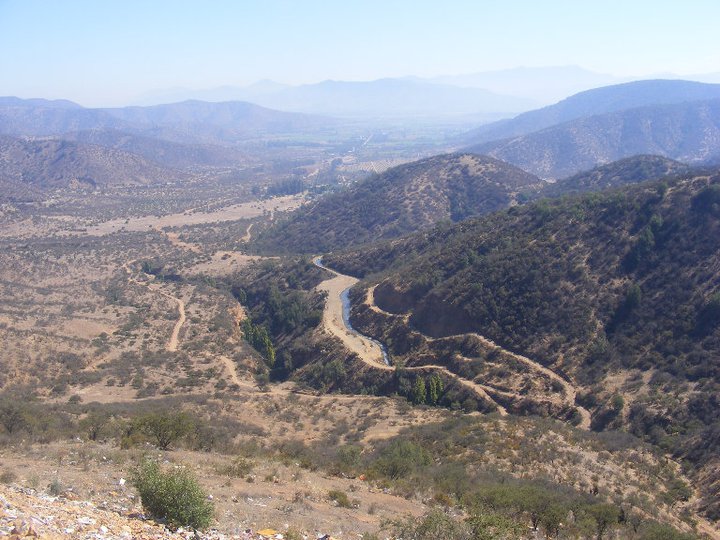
left=253, top=153, right=540, bottom=253
left=328, top=170, right=720, bottom=517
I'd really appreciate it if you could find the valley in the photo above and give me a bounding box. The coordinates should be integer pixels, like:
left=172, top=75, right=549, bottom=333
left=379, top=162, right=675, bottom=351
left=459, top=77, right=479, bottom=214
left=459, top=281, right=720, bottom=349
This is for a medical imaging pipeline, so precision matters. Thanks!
left=2, top=78, right=720, bottom=539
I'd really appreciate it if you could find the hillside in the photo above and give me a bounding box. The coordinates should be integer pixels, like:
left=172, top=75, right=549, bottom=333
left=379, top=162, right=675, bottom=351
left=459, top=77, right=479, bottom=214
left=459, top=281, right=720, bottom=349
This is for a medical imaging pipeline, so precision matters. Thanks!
left=63, top=129, right=248, bottom=168
left=100, top=100, right=336, bottom=144
left=0, top=135, right=186, bottom=189
left=539, top=155, right=691, bottom=198
left=468, top=99, right=720, bottom=178
left=252, top=153, right=541, bottom=253
left=463, top=79, right=720, bottom=145
left=327, top=170, right=720, bottom=518
left=0, top=97, right=335, bottom=146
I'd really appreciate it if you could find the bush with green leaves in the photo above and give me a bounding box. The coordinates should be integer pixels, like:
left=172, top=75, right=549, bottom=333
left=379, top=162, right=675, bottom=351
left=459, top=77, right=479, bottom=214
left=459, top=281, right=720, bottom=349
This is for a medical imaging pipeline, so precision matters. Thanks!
left=132, top=460, right=214, bottom=531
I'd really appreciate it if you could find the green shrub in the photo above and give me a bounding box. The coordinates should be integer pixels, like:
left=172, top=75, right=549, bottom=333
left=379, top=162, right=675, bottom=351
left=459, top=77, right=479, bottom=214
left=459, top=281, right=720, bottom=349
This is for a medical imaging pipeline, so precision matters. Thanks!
left=0, top=470, right=17, bottom=484
left=371, top=439, right=431, bottom=480
left=328, top=489, right=352, bottom=508
left=216, top=457, right=254, bottom=478
left=132, top=460, right=214, bottom=531
left=48, top=478, right=64, bottom=496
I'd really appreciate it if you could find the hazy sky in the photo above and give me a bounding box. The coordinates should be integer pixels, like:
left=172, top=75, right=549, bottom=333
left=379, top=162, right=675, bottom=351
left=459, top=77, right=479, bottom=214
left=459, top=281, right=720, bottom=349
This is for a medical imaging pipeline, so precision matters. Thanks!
left=1, top=0, right=719, bottom=106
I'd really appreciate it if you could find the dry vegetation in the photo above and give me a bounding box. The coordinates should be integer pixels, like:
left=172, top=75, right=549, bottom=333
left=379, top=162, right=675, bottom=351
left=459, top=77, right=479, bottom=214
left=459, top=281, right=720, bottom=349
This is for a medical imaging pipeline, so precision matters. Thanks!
left=0, top=180, right=717, bottom=538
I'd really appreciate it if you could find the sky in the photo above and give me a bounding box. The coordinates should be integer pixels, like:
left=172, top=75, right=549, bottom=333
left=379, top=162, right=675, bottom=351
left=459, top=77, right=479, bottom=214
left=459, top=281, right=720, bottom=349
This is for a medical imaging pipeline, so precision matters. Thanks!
left=1, top=0, right=719, bottom=107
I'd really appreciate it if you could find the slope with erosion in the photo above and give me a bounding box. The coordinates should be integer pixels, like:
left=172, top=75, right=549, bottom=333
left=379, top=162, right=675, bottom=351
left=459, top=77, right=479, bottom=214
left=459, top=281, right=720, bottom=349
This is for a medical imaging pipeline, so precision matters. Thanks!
left=326, top=169, right=720, bottom=518
left=252, top=153, right=541, bottom=254
left=468, top=98, right=720, bottom=178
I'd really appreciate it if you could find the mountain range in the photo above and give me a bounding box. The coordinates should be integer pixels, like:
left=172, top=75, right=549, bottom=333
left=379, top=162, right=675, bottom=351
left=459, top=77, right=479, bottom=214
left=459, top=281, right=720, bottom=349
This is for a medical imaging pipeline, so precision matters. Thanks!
left=0, top=97, right=335, bottom=146
left=462, top=79, right=720, bottom=146
left=469, top=98, right=720, bottom=178
left=133, top=78, right=538, bottom=118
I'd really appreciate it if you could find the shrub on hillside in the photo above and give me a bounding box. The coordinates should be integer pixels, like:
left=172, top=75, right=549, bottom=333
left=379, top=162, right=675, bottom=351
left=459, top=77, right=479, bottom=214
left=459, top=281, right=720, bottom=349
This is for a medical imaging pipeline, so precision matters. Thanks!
left=132, top=460, right=214, bottom=531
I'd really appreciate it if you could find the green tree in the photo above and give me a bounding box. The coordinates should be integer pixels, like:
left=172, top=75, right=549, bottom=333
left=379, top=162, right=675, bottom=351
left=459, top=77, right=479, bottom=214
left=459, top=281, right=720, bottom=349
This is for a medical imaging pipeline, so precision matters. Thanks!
left=0, top=400, right=26, bottom=434
left=428, top=374, right=444, bottom=405
left=79, top=411, right=110, bottom=441
left=411, top=377, right=427, bottom=405
left=136, top=411, right=194, bottom=450
left=372, top=439, right=431, bottom=480
left=389, top=509, right=471, bottom=540
left=466, top=510, right=524, bottom=540
left=586, top=503, right=620, bottom=540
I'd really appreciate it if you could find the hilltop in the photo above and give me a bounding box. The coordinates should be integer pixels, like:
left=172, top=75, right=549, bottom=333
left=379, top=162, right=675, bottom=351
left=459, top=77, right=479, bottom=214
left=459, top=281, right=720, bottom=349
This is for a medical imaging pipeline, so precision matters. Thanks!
left=252, top=153, right=540, bottom=253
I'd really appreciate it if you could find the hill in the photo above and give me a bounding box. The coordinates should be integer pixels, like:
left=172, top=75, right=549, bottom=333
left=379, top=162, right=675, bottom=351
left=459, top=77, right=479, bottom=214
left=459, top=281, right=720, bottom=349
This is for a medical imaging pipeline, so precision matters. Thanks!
left=0, top=97, right=335, bottom=146
left=99, top=99, right=336, bottom=144
left=0, top=135, right=186, bottom=189
left=539, top=155, right=691, bottom=198
left=62, top=129, right=248, bottom=168
left=468, top=99, right=720, bottom=178
left=327, top=170, right=720, bottom=518
left=252, top=153, right=541, bottom=253
left=463, top=79, right=720, bottom=146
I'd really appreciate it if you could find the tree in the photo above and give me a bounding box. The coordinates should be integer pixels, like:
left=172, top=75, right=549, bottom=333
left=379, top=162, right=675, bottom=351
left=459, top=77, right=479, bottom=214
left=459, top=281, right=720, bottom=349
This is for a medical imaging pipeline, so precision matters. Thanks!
left=428, top=374, right=444, bottom=405
left=389, top=509, right=471, bottom=540
left=411, top=377, right=427, bottom=405
left=79, top=411, right=110, bottom=441
left=466, top=510, right=524, bottom=540
left=372, top=439, right=430, bottom=480
left=0, top=400, right=26, bottom=434
left=586, top=503, right=620, bottom=540
left=136, top=411, right=194, bottom=450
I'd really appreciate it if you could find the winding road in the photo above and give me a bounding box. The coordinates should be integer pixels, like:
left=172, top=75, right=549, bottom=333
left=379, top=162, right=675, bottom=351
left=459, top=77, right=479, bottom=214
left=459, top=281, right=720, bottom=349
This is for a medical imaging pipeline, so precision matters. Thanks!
left=314, top=258, right=592, bottom=427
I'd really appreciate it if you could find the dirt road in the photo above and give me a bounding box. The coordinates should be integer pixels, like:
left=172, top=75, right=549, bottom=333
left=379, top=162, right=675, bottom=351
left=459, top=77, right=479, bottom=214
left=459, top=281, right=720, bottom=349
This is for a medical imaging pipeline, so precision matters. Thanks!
left=122, top=261, right=187, bottom=353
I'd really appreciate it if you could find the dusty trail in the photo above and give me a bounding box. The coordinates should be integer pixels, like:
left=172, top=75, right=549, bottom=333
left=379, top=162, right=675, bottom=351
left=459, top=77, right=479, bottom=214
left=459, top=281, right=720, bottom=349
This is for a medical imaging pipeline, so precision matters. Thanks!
left=366, top=285, right=591, bottom=428
left=122, top=261, right=186, bottom=352
left=241, top=223, right=254, bottom=243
